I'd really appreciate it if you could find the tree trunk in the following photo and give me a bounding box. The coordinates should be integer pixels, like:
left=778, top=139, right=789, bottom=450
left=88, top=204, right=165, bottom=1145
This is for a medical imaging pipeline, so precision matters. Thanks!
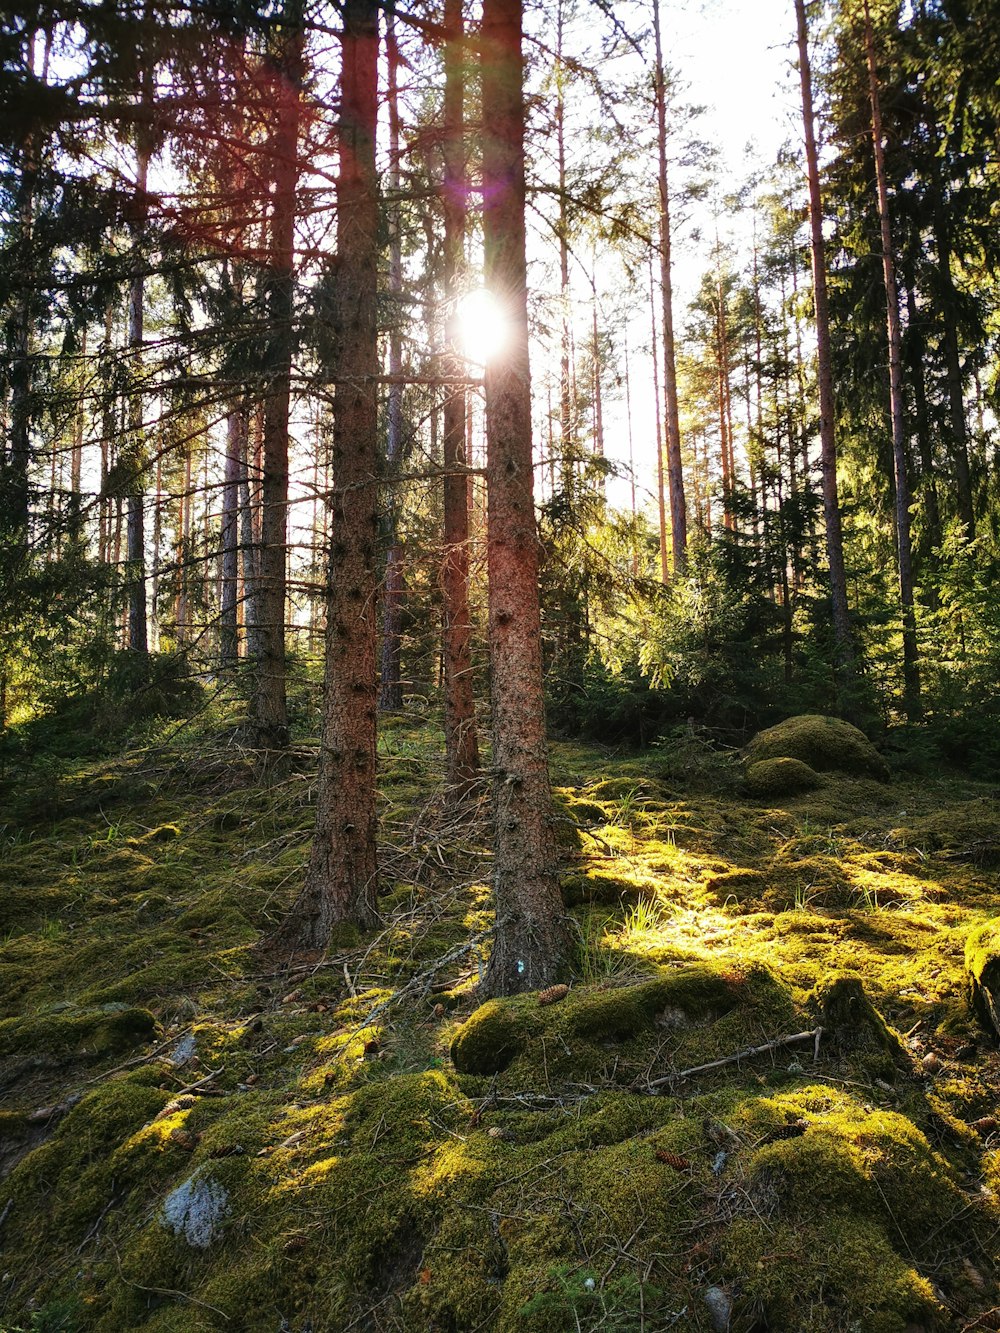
left=794, top=0, right=856, bottom=691
left=220, top=404, right=244, bottom=667
left=862, top=0, right=920, bottom=721
left=126, top=134, right=150, bottom=659
left=378, top=14, right=406, bottom=714
left=652, top=0, right=687, bottom=573
left=253, top=11, right=302, bottom=749
left=480, top=0, right=570, bottom=997
left=649, top=253, right=668, bottom=583
left=282, top=0, right=381, bottom=947
left=441, top=0, right=480, bottom=803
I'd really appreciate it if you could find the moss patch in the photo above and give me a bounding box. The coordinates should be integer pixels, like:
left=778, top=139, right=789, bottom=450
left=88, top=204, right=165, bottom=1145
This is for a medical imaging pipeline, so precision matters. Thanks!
left=745, top=756, right=823, bottom=798
left=746, top=714, right=891, bottom=781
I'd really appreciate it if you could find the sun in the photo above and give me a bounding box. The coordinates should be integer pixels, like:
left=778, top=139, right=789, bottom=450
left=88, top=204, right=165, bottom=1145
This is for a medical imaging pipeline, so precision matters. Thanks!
left=451, top=288, right=511, bottom=365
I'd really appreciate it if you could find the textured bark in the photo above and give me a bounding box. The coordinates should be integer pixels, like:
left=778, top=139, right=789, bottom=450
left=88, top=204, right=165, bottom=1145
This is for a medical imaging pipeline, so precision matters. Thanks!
left=441, top=0, right=480, bottom=802
left=378, top=15, right=406, bottom=714
left=863, top=0, right=921, bottom=721
left=795, top=0, right=856, bottom=687
left=126, top=135, right=150, bottom=658
left=652, top=0, right=687, bottom=573
left=220, top=405, right=245, bottom=666
left=238, top=421, right=264, bottom=663
left=282, top=0, right=381, bottom=947
left=253, top=15, right=302, bottom=749
left=649, top=255, right=668, bottom=583
left=480, top=0, right=570, bottom=997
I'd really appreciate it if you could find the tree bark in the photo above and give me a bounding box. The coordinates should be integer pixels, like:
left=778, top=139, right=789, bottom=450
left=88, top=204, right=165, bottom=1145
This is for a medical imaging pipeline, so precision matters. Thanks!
left=862, top=0, right=921, bottom=721
left=480, top=0, right=570, bottom=997
left=282, top=0, right=381, bottom=947
left=126, top=133, right=150, bottom=659
left=378, top=14, right=406, bottom=713
left=220, top=404, right=245, bottom=667
left=651, top=0, right=687, bottom=573
left=441, top=0, right=480, bottom=802
left=794, top=0, right=856, bottom=691
left=253, top=9, right=303, bottom=749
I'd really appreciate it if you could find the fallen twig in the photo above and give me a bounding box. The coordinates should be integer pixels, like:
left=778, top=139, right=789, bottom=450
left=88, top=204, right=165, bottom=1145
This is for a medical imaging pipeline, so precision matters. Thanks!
left=643, top=1027, right=823, bottom=1091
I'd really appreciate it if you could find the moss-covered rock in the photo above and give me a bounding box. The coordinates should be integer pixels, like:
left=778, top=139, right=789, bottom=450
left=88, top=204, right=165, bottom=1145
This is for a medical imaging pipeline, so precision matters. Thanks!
left=746, top=714, right=890, bottom=781
left=745, top=756, right=823, bottom=798
left=965, top=920, right=1000, bottom=1036
left=0, top=1005, right=157, bottom=1061
left=450, top=998, right=526, bottom=1074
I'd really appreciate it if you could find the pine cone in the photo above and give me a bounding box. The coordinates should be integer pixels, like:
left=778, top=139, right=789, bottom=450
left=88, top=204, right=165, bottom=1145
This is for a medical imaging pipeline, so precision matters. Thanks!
left=538, top=984, right=569, bottom=1006
left=654, top=1150, right=692, bottom=1171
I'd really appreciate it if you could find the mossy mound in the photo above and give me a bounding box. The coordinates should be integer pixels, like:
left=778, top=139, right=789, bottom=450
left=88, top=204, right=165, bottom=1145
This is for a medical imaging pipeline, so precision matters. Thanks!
left=451, top=963, right=793, bottom=1085
left=965, top=920, right=1000, bottom=1036
left=894, top=798, right=1000, bottom=865
left=721, top=1087, right=969, bottom=1331
left=0, top=1005, right=157, bottom=1063
left=746, top=714, right=890, bottom=781
left=745, top=756, right=823, bottom=799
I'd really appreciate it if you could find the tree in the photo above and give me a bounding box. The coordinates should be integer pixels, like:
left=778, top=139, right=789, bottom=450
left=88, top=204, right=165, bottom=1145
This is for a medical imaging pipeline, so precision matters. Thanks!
left=479, top=0, right=571, bottom=996
left=861, top=0, right=920, bottom=720
left=794, top=0, right=856, bottom=694
left=440, top=0, right=480, bottom=802
left=281, top=0, right=381, bottom=946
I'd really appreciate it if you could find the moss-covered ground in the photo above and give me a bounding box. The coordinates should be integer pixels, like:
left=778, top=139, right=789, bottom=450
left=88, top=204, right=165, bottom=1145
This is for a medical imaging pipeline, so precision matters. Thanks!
left=2, top=705, right=1000, bottom=1331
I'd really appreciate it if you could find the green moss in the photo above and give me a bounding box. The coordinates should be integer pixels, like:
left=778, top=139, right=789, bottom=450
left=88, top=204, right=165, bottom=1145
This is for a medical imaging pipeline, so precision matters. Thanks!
left=0, top=1005, right=157, bottom=1060
left=808, top=973, right=905, bottom=1070
left=450, top=997, right=526, bottom=1074
left=745, top=756, right=823, bottom=798
left=965, top=919, right=1000, bottom=1035
left=746, top=714, right=891, bottom=781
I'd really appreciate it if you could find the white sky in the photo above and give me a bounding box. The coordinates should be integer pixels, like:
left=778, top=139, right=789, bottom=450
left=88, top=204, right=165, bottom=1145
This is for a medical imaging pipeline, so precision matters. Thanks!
left=579, top=0, right=804, bottom=513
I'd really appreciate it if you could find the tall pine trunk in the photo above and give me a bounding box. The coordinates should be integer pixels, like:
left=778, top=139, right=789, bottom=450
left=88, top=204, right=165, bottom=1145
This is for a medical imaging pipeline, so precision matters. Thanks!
left=480, top=0, right=570, bottom=997
left=441, top=0, right=479, bottom=802
left=651, top=0, right=686, bottom=573
left=794, top=0, right=855, bottom=692
left=282, top=0, right=381, bottom=946
left=862, top=0, right=920, bottom=721
left=220, top=405, right=244, bottom=667
left=253, top=10, right=303, bottom=749
left=378, top=15, right=406, bottom=713
left=126, top=133, right=151, bottom=658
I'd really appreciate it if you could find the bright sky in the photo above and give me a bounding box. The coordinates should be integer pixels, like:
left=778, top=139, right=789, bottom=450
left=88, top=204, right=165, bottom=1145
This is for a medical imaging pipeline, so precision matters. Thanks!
left=591, top=0, right=803, bottom=514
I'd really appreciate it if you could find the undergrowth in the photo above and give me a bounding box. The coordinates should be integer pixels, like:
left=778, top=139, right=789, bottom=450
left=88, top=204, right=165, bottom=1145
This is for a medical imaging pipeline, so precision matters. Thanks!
left=1, top=700, right=999, bottom=1331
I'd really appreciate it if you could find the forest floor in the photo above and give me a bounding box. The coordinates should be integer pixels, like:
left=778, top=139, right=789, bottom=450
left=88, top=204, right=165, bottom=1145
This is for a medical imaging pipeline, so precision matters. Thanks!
left=1, top=697, right=1000, bottom=1332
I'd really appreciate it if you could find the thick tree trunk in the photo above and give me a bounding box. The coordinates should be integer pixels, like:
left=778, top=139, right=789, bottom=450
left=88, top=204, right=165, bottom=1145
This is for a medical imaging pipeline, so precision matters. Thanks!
left=441, top=0, right=480, bottom=802
left=863, top=0, right=920, bottom=721
left=253, top=14, right=302, bottom=749
left=282, top=0, right=381, bottom=947
left=480, top=0, right=570, bottom=997
left=652, top=0, right=687, bottom=573
left=794, top=0, right=856, bottom=690
left=378, top=14, right=406, bottom=714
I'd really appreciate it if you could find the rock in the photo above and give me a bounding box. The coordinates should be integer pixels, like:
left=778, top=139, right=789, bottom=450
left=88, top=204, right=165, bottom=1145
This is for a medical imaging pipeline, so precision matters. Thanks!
left=704, top=1284, right=732, bottom=1331
left=745, top=757, right=822, bottom=799
left=745, top=714, right=890, bottom=781
left=161, top=1171, right=229, bottom=1248
left=450, top=1000, right=524, bottom=1075
left=168, top=1032, right=197, bottom=1067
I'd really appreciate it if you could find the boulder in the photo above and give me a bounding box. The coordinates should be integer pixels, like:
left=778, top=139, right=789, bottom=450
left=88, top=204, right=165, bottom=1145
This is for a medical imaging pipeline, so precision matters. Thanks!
left=745, top=714, right=889, bottom=782
left=745, top=757, right=822, bottom=799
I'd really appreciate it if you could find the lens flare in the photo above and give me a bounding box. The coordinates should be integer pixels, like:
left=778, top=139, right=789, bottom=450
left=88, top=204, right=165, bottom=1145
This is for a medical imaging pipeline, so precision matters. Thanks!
left=452, top=288, right=510, bottom=365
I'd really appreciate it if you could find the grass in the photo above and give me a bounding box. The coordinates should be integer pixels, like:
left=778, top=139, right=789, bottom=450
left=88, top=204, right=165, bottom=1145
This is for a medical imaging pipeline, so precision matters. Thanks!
left=0, top=702, right=999, bottom=1330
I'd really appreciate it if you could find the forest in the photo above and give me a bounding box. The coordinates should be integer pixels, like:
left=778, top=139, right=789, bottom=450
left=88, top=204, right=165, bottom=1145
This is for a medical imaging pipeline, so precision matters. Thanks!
left=1, top=0, right=1000, bottom=1329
